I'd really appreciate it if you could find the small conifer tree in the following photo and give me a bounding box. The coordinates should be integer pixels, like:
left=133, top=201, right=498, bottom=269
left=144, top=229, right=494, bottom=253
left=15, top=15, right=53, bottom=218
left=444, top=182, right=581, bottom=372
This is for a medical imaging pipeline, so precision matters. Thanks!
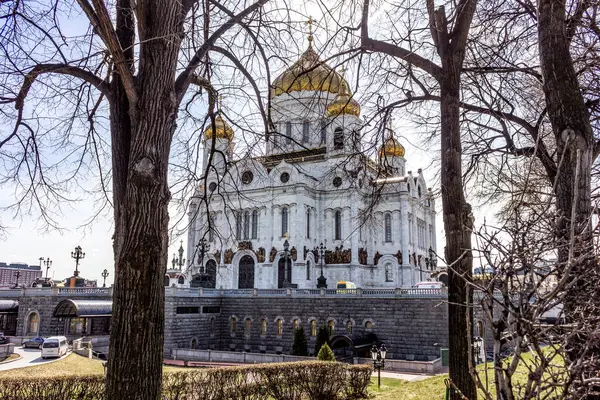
left=314, top=325, right=330, bottom=355
left=317, top=343, right=336, bottom=361
left=291, top=326, right=308, bottom=356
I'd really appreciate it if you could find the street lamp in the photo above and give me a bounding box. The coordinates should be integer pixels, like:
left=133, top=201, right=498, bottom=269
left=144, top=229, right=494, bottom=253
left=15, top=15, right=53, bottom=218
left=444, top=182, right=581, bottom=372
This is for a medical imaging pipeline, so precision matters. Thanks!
left=71, top=246, right=85, bottom=277
left=171, top=240, right=186, bottom=270
left=317, top=242, right=327, bottom=289
left=101, top=269, right=109, bottom=288
left=428, top=247, right=437, bottom=270
left=282, top=239, right=290, bottom=288
left=43, top=258, right=52, bottom=280
left=371, top=343, right=387, bottom=389
left=196, top=238, right=210, bottom=273
left=473, top=336, right=483, bottom=365
left=14, top=271, right=21, bottom=288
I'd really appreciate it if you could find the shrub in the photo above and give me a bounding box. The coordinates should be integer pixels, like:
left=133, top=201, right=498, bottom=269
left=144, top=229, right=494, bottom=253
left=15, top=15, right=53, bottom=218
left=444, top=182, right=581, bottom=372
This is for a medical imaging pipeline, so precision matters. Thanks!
left=296, top=361, right=347, bottom=400
left=317, top=343, right=335, bottom=361
left=345, top=364, right=373, bottom=399
left=314, top=325, right=330, bottom=355
left=291, top=326, right=308, bottom=356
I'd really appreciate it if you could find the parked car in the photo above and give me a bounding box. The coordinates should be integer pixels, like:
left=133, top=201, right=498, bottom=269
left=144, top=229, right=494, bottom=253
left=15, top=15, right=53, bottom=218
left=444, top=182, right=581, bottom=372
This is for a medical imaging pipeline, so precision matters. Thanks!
left=22, top=337, right=45, bottom=349
left=0, top=333, right=7, bottom=345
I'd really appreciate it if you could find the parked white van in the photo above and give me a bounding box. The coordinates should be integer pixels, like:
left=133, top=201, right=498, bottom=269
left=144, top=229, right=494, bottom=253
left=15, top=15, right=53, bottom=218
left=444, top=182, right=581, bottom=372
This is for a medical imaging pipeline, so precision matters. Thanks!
left=41, top=336, right=68, bottom=359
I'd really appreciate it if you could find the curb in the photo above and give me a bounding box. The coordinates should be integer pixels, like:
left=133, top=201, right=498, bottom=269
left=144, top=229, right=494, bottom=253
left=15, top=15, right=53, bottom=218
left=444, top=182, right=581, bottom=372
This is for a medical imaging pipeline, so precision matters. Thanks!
left=0, top=354, right=22, bottom=365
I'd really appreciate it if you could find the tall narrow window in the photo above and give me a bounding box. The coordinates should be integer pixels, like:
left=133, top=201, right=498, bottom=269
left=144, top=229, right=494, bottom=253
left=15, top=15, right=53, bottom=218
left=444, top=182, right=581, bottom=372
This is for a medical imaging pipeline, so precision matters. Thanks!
left=346, top=320, right=353, bottom=334
left=384, top=214, right=392, bottom=243
left=277, top=319, right=283, bottom=336
left=310, top=320, right=317, bottom=336
left=285, top=122, right=292, bottom=144
left=334, top=210, right=342, bottom=240
left=281, top=207, right=289, bottom=237
left=210, top=318, right=215, bottom=333
left=333, top=128, right=344, bottom=149
left=243, top=211, right=250, bottom=240
left=236, top=211, right=242, bottom=239
left=320, top=120, right=327, bottom=144
left=245, top=318, right=251, bottom=333
left=385, top=264, right=393, bottom=282
left=261, top=319, right=267, bottom=335
left=418, top=185, right=422, bottom=198
left=293, top=319, right=299, bottom=331
left=231, top=317, right=237, bottom=333
left=208, top=214, right=215, bottom=242
left=302, top=121, right=310, bottom=143
left=328, top=320, right=335, bottom=336
left=252, top=210, right=258, bottom=239
left=306, top=209, right=311, bottom=238
left=306, top=261, right=311, bottom=280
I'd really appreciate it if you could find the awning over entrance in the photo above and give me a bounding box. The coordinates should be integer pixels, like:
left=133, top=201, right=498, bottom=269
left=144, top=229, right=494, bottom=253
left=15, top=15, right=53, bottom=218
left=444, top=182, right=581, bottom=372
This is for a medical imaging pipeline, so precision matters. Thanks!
left=0, top=300, right=19, bottom=314
left=54, top=299, right=112, bottom=318
left=330, top=332, right=379, bottom=351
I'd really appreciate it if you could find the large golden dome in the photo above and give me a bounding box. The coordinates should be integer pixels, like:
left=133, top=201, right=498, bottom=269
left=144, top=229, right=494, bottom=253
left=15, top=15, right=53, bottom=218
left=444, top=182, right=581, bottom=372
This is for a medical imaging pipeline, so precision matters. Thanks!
left=325, top=80, right=360, bottom=117
left=270, top=45, right=349, bottom=98
left=203, top=113, right=234, bottom=141
left=379, top=135, right=405, bottom=158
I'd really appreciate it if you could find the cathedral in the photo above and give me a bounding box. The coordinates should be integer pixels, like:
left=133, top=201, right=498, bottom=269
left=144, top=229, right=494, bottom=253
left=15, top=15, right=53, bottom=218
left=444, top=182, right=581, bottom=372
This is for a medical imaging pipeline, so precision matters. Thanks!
left=182, top=36, right=436, bottom=290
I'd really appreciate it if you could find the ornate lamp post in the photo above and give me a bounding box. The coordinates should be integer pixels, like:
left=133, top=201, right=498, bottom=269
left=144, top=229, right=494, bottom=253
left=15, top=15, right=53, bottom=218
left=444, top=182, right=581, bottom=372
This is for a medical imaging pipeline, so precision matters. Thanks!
left=196, top=238, right=210, bottom=273
left=371, top=344, right=387, bottom=389
left=317, top=242, right=327, bottom=289
left=71, top=246, right=85, bottom=277
left=282, top=238, right=290, bottom=288
left=429, top=246, right=437, bottom=270
left=43, top=257, right=52, bottom=280
left=473, top=336, right=483, bottom=365
left=171, top=240, right=186, bottom=270
left=101, top=269, right=109, bottom=288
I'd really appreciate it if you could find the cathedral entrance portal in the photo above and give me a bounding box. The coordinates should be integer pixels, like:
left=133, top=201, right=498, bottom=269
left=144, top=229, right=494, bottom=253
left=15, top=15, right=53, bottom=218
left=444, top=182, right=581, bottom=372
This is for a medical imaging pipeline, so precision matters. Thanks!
left=278, top=256, right=292, bottom=288
left=238, top=255, right=255, bottom=289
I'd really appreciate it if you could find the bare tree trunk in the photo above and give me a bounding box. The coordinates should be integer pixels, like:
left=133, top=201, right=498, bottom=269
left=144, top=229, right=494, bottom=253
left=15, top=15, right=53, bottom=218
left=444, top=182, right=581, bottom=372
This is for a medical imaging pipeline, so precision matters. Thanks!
left=538, top=1, right=599, bottom=398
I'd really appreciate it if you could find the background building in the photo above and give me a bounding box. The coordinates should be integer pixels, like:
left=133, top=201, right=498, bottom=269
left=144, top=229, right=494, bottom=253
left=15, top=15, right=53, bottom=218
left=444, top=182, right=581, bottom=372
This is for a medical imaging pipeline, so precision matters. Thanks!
left=0, top=262, right=42, bottom=288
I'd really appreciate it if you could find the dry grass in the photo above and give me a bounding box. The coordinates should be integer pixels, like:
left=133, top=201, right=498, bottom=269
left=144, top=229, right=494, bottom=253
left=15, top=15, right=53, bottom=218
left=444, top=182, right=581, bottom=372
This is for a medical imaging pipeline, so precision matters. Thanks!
left=0, top=353, right=189, bottom=379
left=0, top=353, right=21, bottom=363
left=370, top=376, right=447, bottom=399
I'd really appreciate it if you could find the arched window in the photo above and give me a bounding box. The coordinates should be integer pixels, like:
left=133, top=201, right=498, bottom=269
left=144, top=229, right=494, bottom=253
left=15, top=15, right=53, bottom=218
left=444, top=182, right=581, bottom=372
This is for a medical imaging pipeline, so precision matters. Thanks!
left=251, top=210, right=258, bottom=239
left=320, top=120, right=327, bottom=144
left=346, top=320, right=353, bottom=334
left=306, top=260, right=311, bottom=280
left=302, top=121, right=310, bottom=143
left=285, top=122, right=292, bottom=144
left=261, top=319, right=267, bottom=336
left=277, top=319, right=283, bottom=336
left=243, top=211, right=250, bottom=240
left=281, top=207, right=289, bottom=237
left=334, top=210, right=342, bottom=240
left=306, top=209, right=311, bottom=239
left=231, top=317, right=237, bottom=333
left=418, top=185, right=422, bottom=198
left=385, top=264, right=393, bottom=282
left=245, top=318, right=252, bottom=333
left=333, top=127, right=344, bottom=149
left=235, top=211, right=242, bottom=239
left=365, top=321, right=373, bottom=330
left=328, top=320, right=335, bottom=336
left=293, top=319, right=299, bottom=331
left=384, top=213, right=392, bottom=243
left=164, top=275, right=170, bottom=287
left=208, top=214, right=215, bottom=242
left=210, top=318, right=215, bottom=333
left=177, top=276, right=185, bottom=285
left=191, top=338, right=198, bottom=349
left=26, top=313, right=39, bottom=335
left=310, top=320, right=317, bottom=337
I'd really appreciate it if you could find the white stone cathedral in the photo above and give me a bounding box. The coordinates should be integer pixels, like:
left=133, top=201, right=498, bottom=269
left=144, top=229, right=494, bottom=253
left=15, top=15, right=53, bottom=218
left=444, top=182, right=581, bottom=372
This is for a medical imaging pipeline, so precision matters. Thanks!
left=184, top=39, right=436, bottom=290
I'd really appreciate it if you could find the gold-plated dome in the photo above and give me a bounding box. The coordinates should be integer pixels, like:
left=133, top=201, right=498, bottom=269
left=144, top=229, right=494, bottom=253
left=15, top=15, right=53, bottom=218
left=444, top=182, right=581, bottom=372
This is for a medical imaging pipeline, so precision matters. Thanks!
left=325, top=80, right=361, bottom=117
left=379, top=135, right=405, bottom=158
left=270, top=45, right=349, bottom=98
left=203, top=113, right=234, bottom=141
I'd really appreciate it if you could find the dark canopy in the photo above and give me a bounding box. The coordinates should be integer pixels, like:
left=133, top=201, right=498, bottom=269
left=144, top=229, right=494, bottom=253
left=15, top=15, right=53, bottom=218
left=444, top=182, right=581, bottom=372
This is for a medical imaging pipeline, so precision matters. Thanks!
left=0, top=300, right=19, bottom=314
left=54, top=299, right=112, bottom=318
left=330, top=332, right=378, bottom=351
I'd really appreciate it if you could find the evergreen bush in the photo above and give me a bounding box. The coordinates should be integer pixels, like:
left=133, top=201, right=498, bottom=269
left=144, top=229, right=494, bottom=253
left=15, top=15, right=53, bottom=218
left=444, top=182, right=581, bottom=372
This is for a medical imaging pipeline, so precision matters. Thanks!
left=317, top=343, right=336, bottom=361
left=291, top=326, right=308, bottom=356
left=314, top=325, right=330, bottom=355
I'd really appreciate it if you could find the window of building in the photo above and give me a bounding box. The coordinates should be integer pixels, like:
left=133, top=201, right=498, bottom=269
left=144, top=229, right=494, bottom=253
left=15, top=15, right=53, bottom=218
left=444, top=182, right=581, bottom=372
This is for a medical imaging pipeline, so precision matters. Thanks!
left=210, top=318, right=215, bottom=333
left=302, top=121, right=310, bottom=143
left=177, top=276, right=185, bottom=285
left=176, top=306, right=200, bottom=314
left=365, top=321, right=372, bottom=330
left=236, top=211, right=242, bottom=239
left=306, top=260, right=311, bottom=280
left=26, top=313, right=39, bottom=335
left=68, top=317, right=87, bottom=335
left=385, top=264, right=393, bottom=282
left=333, top=128, right=344, bottom=149
left=281, top=207, right=289, bottom=237
left=231, top=317, right=237, bottom=333
left=243, top=211, right=250, bottom=240
left=286, top=122, right=292, bottom=144
left=306, top=209, right=311, bottom=238
left=346, top=320, right=353, bottom=334
left=418, top=185, right=422, bottom=198
left=252, top=210, right=259, bottom=239
left=320, top=120, right=327, bottom=144
left=202, top=306, right=221, bottom=314
left=384, top=213, right=392, bottom=243
left=277, top=319, right=283, bottom=336
left=293, top=319, right=299, bottom=331
left=261, top=319, right=267, bottom=336
left=328, top=320, right=335, bottom=336
left=191, top=338, right=198, bottom=349
left=245, top=318, right=251, bottom=333
left=408, top=214, right=413, bottom=245
left=417, top=218, right=426, bottom=249
left=164, top=275, right=170, bottom=287
left=208, top=214, right=215, bottom=242
left=429, top=225, right=434, bottom=249
left=334, top=210, right=342, bottom=240
left=310, top=320, right=317, bottom=337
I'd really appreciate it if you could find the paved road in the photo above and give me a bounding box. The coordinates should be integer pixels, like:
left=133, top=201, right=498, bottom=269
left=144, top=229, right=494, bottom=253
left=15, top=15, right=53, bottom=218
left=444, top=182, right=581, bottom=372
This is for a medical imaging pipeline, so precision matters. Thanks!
left=0, top=346, right=67, bottom=371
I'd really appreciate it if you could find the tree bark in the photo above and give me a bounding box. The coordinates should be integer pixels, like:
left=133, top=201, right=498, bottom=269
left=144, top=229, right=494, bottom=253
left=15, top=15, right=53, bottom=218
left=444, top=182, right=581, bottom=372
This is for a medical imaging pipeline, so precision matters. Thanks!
left=538, top=1, right=598, bottom=397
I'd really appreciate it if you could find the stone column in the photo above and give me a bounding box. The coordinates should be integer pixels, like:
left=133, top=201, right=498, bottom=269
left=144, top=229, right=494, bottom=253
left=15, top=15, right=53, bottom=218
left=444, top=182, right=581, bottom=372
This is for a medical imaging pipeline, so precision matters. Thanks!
left=400, top=195, right=410, bottom=287
left=350, top=192, right=359, bottom=264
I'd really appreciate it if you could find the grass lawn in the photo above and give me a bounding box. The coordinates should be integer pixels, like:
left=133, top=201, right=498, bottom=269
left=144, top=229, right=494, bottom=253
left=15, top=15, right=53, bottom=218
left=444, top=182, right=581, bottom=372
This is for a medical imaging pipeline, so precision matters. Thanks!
left=0, top=353, right=188, bottom=379
left=0, top=353, right=20, bottom=363
left=370, top=376, right=447, bottom=399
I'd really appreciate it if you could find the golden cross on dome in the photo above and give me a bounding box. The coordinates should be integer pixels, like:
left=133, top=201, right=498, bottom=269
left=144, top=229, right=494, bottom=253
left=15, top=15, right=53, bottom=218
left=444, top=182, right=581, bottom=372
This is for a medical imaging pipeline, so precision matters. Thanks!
left=285, top=232, right=289, bottom=240
left=218, top=94, right=224, bottom=110
left=388, top=116, right=395, bottom=138
left=305, top=16, right=316, bottom=44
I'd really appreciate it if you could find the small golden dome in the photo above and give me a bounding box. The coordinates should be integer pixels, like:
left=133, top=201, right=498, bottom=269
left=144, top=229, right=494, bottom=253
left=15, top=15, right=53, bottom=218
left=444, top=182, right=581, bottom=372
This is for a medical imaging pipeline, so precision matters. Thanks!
left=325, top=80, right=361, bottom=117
left=270, top=45, right=349, bottom=98
left=379, top=136, right=405, bottom=158
left=203, top=113, right=234, bottom=141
